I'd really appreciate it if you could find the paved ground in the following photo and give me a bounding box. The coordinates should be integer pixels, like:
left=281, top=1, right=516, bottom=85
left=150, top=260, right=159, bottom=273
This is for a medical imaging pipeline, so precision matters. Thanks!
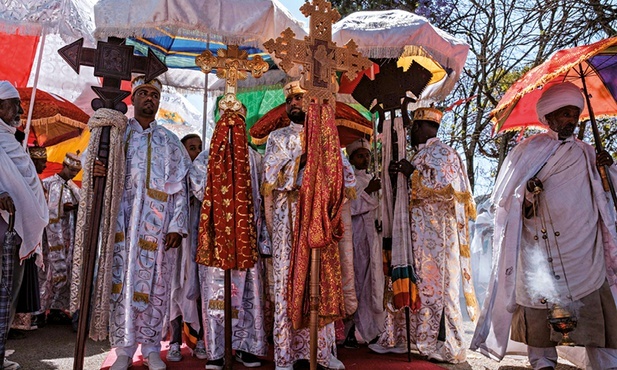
left=5, top=320, right=582, bottom=370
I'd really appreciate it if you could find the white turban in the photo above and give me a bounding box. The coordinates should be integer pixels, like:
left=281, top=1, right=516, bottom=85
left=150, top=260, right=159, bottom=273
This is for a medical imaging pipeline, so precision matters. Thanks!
left=346, top=138, right=371, bottom=156
left=0, top=81, right=19, bottom=100
left=536, top=82, right=584, bottom=124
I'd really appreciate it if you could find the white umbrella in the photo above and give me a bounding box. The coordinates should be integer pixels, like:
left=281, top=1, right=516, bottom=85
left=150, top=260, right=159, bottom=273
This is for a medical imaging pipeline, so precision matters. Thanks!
left=332, top=9, right=469, bottom=103
left=0, top=0, right=97, bottom=147
left=93, top=0, right=307, bottom=136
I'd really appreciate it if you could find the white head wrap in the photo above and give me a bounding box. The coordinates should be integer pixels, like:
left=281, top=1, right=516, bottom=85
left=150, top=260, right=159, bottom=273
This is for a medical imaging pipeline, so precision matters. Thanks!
left=536, top=82, right=584, bottom=124
left=345, top=138, right=371, bottom=156
left=0, top=81, right=19, bottom=100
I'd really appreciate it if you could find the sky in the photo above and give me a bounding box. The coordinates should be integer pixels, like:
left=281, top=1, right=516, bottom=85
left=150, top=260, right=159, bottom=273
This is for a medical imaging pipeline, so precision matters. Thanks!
left=283, top=0, right=309, bottom=27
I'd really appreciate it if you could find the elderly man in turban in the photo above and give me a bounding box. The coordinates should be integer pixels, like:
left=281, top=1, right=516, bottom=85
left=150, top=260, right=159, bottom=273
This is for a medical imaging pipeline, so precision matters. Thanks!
left=38, top=151, right=82, bottom=325
left=0, top=81, right=48, bottom=370
left=92, top=75, right=191, bottom=370
left=471, top=81, right=617, bottom=369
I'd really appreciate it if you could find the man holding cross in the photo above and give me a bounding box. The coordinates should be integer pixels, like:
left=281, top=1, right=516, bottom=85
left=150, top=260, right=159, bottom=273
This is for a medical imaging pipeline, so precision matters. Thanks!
left=262, top=81, right=350, bottom=370
left=93, top=76, right=191, bottom=370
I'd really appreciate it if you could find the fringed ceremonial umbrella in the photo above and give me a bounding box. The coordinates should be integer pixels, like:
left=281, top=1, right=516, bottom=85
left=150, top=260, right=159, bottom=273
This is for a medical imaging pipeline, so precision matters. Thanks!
left=18, top=87, right=89, bottom=147
left=0, top=0, right=96, bottom=147
left=491, top=35, right=617, bottom=211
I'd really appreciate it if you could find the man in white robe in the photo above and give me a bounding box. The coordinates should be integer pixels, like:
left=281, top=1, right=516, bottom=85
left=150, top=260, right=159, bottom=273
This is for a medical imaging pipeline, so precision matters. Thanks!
left=388, top=107, right=478, bottom=363
left=344, top=138, right=385, bottom=346
left=39, top=152, right=81, bottom=319
left=262, top=81, right=352, bottom=370
left=471, top=82, right=617, bottom=370
left=94, top=76, right=191, bottom=370
left=0, top=81, right=48, bottom=370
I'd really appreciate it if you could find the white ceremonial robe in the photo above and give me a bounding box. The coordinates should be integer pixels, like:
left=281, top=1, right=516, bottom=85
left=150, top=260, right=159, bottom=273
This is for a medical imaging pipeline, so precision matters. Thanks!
left=262, top=123, right=338, bottom=368
left=191, top=148, right=269, bottom=360
left=408, top=137, right=477, bottom=363
left=471, top=131, right=617, bottom=363
left=109, top=118, right=190, bottom=352
left=350, top=169, right=385, bottom=342
left=39, top=174, right=80, bottom=312
left=0, top=119, right=48, bottom=261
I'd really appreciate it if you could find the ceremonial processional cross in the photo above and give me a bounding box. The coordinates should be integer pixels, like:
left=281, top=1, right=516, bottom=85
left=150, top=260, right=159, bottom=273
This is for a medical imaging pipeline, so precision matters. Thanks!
left=263, top=0, right=371, bottom=108
left=195, top=44, right=269, bottom=110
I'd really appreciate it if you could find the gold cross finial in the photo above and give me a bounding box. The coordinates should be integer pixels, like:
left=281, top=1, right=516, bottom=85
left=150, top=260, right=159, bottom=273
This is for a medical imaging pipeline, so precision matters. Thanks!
left=263, top=0, right=372, bottom=110
left=195, top=45, right=269, bottom=105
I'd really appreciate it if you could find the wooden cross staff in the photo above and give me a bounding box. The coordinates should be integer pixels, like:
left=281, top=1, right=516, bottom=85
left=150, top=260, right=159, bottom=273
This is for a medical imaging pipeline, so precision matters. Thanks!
left=195, top=44, right=268, bottom=370
left=263, top=1, right=371, bottom=369
left=58, top=37, right=168, bottom=370
left=196, top=44, right=269, bottom=99
left=263, top=0, right=371, bottom=108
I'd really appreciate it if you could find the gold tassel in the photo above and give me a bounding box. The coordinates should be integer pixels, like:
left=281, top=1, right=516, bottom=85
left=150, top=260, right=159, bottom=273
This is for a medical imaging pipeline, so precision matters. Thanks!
left=138, top=238, right=158, bottom=251
left=133, top=292, right=149, bottom=303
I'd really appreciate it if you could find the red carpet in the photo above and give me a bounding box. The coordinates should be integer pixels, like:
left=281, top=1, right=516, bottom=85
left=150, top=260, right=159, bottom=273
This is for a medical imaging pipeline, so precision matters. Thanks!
left=101, top=341, right=446, bottom=369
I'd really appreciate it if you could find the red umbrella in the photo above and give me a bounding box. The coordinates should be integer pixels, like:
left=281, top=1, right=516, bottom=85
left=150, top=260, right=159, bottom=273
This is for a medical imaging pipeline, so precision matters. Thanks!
left=249, top=101, right=373, bottom=147
left=491, top=36, right=617, bottom=210
left=492, top=36, right=617, bottom=134
left=17, top=87, right=89, bottom=147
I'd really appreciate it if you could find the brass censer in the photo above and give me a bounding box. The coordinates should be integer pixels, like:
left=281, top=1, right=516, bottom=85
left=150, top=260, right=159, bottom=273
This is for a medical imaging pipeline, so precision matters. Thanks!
left=547, top=303, right=577, bottom=346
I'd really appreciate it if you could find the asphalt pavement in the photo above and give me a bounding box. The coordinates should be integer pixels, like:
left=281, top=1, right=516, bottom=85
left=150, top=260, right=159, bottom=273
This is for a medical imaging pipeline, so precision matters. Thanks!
left=6, top=323, right=110, bottom=370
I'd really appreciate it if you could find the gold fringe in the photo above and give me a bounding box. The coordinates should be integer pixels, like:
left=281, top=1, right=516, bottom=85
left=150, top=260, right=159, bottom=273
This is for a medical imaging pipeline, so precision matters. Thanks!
left=49, top=245, right=64, bottom=252
left=336, top=119, right=373, bottom=135
left=345, top=187, right=357, bottom=200
left=138, top=238, right=158, bottom=251
left=250, top=134, right=268, bottom=146
left=147, top=188, right=169, bottom=202
left=111, top=283, right=122, bottom=294
left=410, top=171, right=476, bottom=220
left=48, top=218, right=60, bottom=224
left=133, top=292, right=149, bottom=304
left=261, top=181, right=276, bottom=197
left=460, top=244, right=471, bottom=258
left=27, top=114, right=87, bottom=130
left=114, top=232, right=125, bottom=243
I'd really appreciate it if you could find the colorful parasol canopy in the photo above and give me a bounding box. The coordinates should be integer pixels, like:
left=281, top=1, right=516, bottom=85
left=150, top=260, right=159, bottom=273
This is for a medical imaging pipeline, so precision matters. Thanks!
left=332, top=9, right=469, bottom=103
left=492, top=36, right=617, bottom=134
left=249, top=101, right=373, bottom=147
left=18, top=87, right=89, bottom=147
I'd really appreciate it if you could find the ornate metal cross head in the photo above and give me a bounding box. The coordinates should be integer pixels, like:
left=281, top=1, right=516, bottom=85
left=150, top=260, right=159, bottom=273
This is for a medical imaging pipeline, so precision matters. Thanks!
left=263, top=0, right=372, bottom=110
left=195, top=44, right=269, bottom=101
left=58, top=37, right=168, bottom=113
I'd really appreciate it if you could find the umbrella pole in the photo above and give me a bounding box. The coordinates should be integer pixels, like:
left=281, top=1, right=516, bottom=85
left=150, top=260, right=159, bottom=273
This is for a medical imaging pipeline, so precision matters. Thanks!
left=202, top=36, right=210, bottom=142
left=309, top=248, right=321, bottom=370
left=224, top=269, right=233, bottom=370
left=73, top=126, right=111, bottom=370
left=23, top=28, right=47, bottom=149
left=578, top=65, right=617, bottom=213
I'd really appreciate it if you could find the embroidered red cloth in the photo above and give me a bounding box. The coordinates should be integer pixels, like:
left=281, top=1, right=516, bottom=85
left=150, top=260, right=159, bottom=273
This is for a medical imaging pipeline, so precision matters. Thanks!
left=196, top=111, right=257, bottom=270
left=287, top=102, right=346, bottom=329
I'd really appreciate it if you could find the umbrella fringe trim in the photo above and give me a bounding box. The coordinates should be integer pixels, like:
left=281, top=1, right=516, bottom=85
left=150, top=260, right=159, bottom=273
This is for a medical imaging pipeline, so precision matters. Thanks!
left=492, top=37, right=617, bottom=117
left=25, top=114, right=88, bottom=129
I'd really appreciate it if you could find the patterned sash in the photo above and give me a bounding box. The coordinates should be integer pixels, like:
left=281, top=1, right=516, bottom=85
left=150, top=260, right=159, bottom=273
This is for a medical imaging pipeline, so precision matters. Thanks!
left=287, top=102, right=346, bottom=329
